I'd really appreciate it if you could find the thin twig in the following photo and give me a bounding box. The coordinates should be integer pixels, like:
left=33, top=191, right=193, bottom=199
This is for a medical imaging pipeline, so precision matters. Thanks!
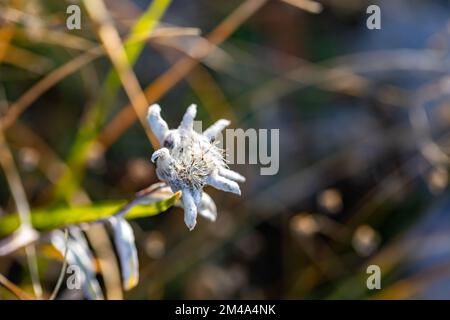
left=0, top=27, right=186, bottom=131
left=0, top=46, right=104, bottom=130
left=25, top=245, right=42, bottom=299
left=0, top=131, right=42, bottom=299
left=0, top=272, right=33, bottom=300
left=279, top=0, right=323, bottom=14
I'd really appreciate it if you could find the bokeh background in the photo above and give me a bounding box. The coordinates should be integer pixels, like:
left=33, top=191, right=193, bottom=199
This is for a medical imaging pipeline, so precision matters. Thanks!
left=1, top=0, right=450, bottom=299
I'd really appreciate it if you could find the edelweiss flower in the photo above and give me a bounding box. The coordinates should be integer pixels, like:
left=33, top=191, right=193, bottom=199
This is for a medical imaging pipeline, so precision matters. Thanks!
left=148, top=104, right=245, bottom=230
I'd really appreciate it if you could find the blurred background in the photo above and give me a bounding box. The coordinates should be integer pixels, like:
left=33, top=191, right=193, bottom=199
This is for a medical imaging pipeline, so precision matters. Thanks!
left=1, top=0, right=450, bottom=299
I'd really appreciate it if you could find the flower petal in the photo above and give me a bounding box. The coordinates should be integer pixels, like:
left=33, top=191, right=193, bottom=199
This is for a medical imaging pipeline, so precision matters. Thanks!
left=219, top=167, right=246, bottom=183
left=203, top=119, right=230, bottom=141
left=178, top=104, right=197, bottom=131
left=147, top=104, right=169, bottom=144
left=181, top=188, right=198, bottom=230
left=197, top=192, right=217, bottom=222
left=206, top=173, right=241, bottom=195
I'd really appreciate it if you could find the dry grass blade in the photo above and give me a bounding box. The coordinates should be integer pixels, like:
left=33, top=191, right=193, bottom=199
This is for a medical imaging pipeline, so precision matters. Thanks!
left=0, top=25, right=15, bottom=63
left=1, top=45, right=53, bottom=74
left=16, top=28, right=97, bottom=51
left=0, top=29, right=191, bottom=132
left=0, top=272, right=33, bottom=300
left=0, top=46, right=104, bottom=130
left=0, top=131, right=41, bottom=299
left=0, top=132, right=32, bottom=227
left=45, top=0, right=172, bottom=203
left=153, top=37, right=236, bottom=121
left=131, top=26, right=201, bottom=42
left=99, top=0, right=269, bottom=148
left=82, top=0, right=158, bottom=148
left=1, top=24, right=53, bottom=73
left=0, top=6, right=48, bottom=27
left=279, top=0, right=323, bottom=14
left=7, top=121, right=93, bottom=206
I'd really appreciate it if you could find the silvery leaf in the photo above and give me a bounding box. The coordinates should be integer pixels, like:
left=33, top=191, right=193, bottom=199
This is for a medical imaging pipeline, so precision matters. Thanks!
left=51, top=230, right=104, bottom=300
left=144, top=185, right=218, bottom=222
left=108, top=217, right=139, bottom=291
left=0, top=225, right=38, bottom=256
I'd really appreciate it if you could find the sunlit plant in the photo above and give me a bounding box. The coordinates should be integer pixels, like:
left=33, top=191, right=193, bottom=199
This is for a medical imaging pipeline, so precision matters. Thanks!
left=0, top=103, right=244, bottom=300
left=148, top=104, right=245, bottom=230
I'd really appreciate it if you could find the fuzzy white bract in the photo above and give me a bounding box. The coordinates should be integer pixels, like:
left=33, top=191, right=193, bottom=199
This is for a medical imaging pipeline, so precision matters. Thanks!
left=148, top=104, right=245, bottom=230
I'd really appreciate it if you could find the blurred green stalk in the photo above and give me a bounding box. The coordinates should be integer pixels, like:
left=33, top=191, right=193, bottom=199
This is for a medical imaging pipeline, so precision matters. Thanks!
left=0, top=192, right=179, bottom=238
left=52, top=0, right=172, bottom=204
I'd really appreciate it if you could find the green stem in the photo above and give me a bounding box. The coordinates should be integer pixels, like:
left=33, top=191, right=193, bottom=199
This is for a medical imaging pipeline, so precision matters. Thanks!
left=0, top=192, right=179, bottom=238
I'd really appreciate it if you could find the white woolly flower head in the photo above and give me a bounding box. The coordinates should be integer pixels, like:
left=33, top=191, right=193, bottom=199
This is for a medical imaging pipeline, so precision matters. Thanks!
left=148, top=104, right=245, bottom=230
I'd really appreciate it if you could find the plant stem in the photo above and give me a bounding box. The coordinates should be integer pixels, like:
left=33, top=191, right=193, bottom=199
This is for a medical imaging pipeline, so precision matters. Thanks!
left=0, top=131, right=42, bottom=299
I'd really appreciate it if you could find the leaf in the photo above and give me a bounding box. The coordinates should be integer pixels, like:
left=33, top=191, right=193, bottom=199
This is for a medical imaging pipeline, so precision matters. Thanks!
left=0, top=192, right=180, bottom=238
left=109, top=217, right=139, bottom=291
left=51, top=230, right=104, bottom=300
left=0, top=225, right=38, bottom=256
